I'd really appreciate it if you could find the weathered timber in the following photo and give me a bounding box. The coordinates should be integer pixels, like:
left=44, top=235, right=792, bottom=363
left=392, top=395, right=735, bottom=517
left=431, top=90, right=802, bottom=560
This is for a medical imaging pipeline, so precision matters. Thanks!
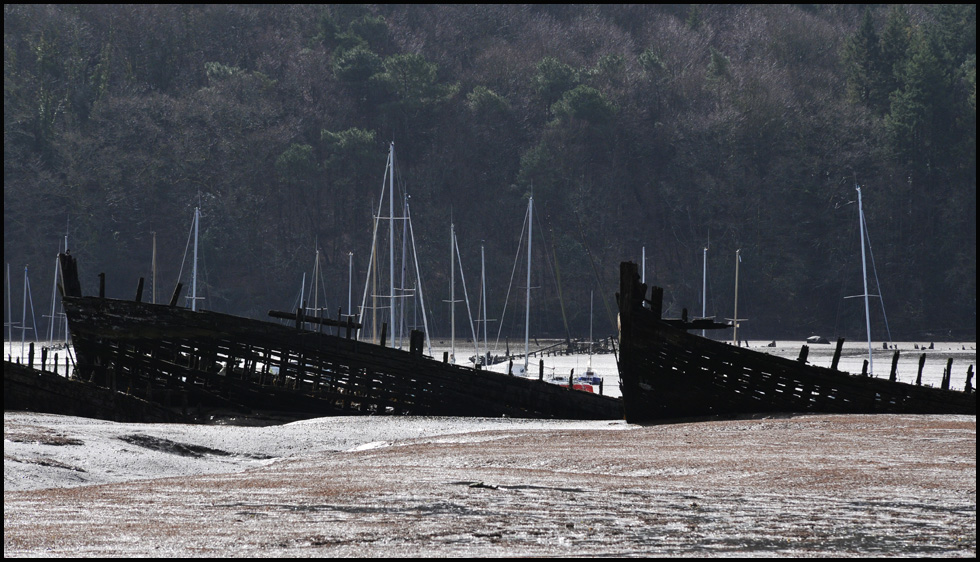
left=4, top=360, right=183, bottom=423
left=267, top=309, right=364, bottom=331
left=616, top=261, right=975, bottom=423
left=57, top=253, right=622, bottom=421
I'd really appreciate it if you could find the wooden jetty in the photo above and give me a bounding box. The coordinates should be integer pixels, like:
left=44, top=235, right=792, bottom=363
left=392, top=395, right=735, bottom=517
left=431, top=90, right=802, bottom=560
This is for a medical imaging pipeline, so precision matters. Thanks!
left=616, top=261, right=976, bottom=423
left=50, top=253, right=622, bottom=422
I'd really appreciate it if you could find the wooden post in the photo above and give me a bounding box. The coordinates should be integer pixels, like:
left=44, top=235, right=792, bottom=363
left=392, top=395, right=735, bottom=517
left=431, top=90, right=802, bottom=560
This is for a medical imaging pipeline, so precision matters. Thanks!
left=135, top=277, right=144, bottom=303
left=889, top=350, right=900, bottom=382
left=379, top=322, right=387, bottom=348
left=41, top=347, right=48, bottom=372
left=508, top=359, right=514, bottom=376
left=941, top=358, right=953, bottom=390
left=443, top=351, right=449, bottom=363
left=568, top=367, right=573, bottom=388
left=965, top=365, right=974, bottom=393
left=916, top=354, right=926, bottom=386
left=831, top=338, right=845, bottom=371
left=410, top=330, right=424, bottom=358
left=861, top=359, right=868, bottom=377
left=797, top=345, right=809, bottom=363
left=169, top=283, right=183, bottom=307
left=28, top=342, right=35, bottom=368
left=540, top=360, right=545, bottom=382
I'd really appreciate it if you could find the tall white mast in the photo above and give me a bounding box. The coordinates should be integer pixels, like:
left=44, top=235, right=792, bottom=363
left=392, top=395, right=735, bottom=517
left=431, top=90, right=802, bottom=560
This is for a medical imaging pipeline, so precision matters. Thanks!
left=480, top=241, right=488, bottom=362
left=48, top=255, right=60, bottom=342
left=588, top=290, right=594, bottom=371
left=732, top=249, right=741, bottom=345
left=857, top=186, right=874, bottom=376
left=348, top=251, right=353, bottom=316
left=388, top=142, right=395, bottom=348
left=524, top=195, right=533, bottom=375
left=191, top=206, right=199, bottom=311
left=702, top=246, right=708, bottom=337
left=641, top=246, right=646, bottom=284
left=21, top=266, right=28, bottom=357
left=450, top=221, right=456, bottom=363
left=6, top=264, right=12, bottom=358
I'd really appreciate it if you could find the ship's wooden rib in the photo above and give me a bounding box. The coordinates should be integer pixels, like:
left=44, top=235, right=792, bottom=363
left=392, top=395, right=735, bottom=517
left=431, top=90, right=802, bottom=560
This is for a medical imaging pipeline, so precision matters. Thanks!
left=617, top=261, right=975, bottom=423
left=55, top=253, right=623, bottom=421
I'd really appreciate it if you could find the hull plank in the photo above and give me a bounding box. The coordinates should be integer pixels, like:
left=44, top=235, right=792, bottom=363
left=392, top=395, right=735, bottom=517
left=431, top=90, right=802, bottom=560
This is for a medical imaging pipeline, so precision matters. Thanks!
left=617, top=262, right=975, bottom=423
left=54, top=254, right=622, bottom=422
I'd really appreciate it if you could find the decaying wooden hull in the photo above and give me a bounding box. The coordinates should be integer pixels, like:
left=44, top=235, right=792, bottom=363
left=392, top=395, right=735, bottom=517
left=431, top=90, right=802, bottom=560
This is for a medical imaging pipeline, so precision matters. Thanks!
left=616, top=262, right=975, bottom=423
left=57, top=254, right=623, bottom=421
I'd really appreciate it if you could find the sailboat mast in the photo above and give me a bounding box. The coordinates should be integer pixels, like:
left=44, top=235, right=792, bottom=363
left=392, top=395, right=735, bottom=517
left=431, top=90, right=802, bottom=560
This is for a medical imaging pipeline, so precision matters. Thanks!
left=21, top=266, right=28, bottom=357
left=480, top=242, right=487, bottom=362
left=399, top=193, right=409, bottom=348
left=732, top=249, right=740, bottom=345
left=151, top=231, right=157, bottom=304
left=857, top=186, right=874, bottom=376
left=389, top=142, right=395, bottom=348
left=702, top=246, right=708, bottom=337
left=524, top=196, right=533, bottom=374
left=589, top=290, right=594, bottom=370
left=641, top=246, right=646, bottom=284
left=48, top=255, right=59, bottom=342
left=6, top=264, right=11, bottom=359
left=191, top=207, right=199, bottom=311
left=450, top=222, right=456, bottom=363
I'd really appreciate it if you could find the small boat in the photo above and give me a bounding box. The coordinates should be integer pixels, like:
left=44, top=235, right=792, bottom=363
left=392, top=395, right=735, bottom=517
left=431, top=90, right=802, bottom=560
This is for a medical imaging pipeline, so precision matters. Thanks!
left=616, top=261, right=975, bottom=423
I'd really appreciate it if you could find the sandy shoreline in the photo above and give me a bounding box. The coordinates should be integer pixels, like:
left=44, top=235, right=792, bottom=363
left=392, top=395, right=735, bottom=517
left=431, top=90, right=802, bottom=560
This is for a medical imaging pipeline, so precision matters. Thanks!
left=4, top=411, right=975, bottom=557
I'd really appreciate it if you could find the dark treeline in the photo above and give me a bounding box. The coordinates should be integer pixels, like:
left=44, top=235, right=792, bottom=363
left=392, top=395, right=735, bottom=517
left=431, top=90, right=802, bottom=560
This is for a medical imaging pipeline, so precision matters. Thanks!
left=4, top=5, right=976, bottom=343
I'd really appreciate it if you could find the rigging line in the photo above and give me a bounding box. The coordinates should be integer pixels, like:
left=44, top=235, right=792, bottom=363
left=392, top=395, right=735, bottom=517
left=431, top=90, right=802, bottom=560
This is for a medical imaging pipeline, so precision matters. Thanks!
left=405, top=199, right=433, bottom=355
left=453, top=229, right=480, bottom=359
left=175, top=210, right=196, bottom=292
left=359, top=154, right=390, bottom=333
left=536, top=206, right=571, bottom=344
left=573, top=212, right=617, bottom=337
left=26, top=270, right=39, bottom=343
left=492, top=201, right=530, bottom=357
left=862, top=210, right=892, bottom=342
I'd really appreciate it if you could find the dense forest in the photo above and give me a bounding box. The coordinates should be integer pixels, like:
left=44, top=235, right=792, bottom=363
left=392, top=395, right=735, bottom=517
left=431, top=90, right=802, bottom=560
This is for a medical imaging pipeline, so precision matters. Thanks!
left=4, top=4, right=976, bottom=345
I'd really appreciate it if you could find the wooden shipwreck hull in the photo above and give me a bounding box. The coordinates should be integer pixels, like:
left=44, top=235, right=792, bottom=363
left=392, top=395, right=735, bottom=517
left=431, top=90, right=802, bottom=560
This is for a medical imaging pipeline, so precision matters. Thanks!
left=56, top=254, right=623, bottom=421
left=616, top=262, right=975, bottom=423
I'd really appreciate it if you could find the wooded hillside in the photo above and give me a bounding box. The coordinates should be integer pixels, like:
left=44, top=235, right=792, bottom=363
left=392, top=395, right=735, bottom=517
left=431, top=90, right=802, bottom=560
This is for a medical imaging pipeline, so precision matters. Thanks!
left=4, top=5, right=976, bottom=342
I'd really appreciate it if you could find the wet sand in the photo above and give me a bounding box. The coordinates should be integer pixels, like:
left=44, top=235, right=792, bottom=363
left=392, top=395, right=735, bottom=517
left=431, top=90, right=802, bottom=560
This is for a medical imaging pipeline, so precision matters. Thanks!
left=4, top=412, right=975, bottom=557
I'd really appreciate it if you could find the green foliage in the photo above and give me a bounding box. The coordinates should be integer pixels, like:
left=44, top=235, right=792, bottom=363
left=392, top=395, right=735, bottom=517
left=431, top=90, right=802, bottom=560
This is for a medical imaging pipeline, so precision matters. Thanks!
left=275, top=143, right=317, bottom=185
left=205, top=62, right=243, bottom=82
left=533, top=57, right=580, bottom=111
left=371, top=52, right=459, bottom=119
left=333, top=45, right=383, bottom=86
left=638, top=48, right=666, bottom=75
left=841, top=9, right=885, bottom=110
left=550, top=85, right=618, bottom=125
left=2, top=5, right=975, bottom=339
left=466, top=86, right=510, bottom=115
left=348, top=15, right=390, bottom=53
left=707, top=47, right=732, bottom=83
